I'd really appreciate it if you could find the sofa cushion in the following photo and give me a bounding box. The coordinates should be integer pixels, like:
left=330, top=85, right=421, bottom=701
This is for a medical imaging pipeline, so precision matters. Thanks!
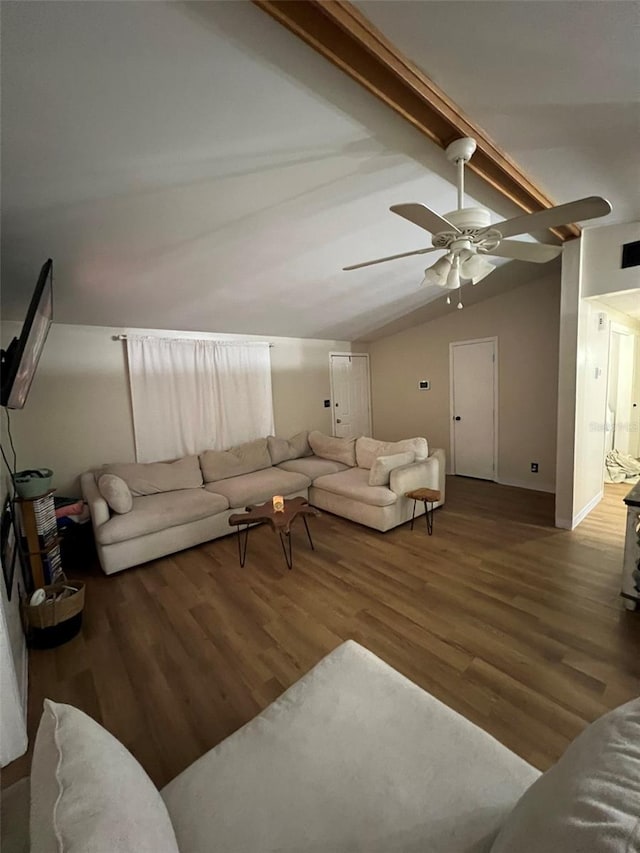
left=267, top=432, right=312, bottom=465
left=103, top=456, right=203, bottom=496
left=96, top=489, right=229, bottom=546
left=200, top=438, right=271, bottom=483
left=356, top=436, right=428, bottom=469
left=490, top=697, right=640, bottom=853
left=31, top=699, right=179, bottom=853
left=308, top=431, right=356, bottom=467
left=369, top=451, right=415, bottom=487
left=312, top=467, right=397, bottom=507
left=278, top=456, right=349, bottom=479
left=162, top=640, right=538, bottom=853
left=206, top=468, right=310, bottom=508
left=97, top=473, right=133, bottom=514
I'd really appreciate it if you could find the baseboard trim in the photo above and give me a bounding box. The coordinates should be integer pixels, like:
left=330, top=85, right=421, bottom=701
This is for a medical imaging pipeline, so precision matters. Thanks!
left=496, top=477, right=555, bottom=494
left=571, top=490, right=603, bottom=529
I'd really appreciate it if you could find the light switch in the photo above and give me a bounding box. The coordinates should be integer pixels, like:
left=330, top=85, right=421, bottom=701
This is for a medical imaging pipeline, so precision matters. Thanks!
left=418, top=380, right=430, bottom=390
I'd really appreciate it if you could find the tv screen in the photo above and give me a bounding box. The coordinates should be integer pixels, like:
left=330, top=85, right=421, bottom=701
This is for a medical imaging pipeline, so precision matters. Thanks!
left=1, top=259, right=53, bottom=409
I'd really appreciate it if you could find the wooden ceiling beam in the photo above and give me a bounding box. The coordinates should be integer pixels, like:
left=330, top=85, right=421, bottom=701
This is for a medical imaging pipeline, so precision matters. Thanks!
left=252, top=0, right=580, bottom=240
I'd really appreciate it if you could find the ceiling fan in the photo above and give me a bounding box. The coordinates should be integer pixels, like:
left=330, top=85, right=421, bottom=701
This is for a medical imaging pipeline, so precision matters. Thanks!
left=343, top=137, right=612, bottom=308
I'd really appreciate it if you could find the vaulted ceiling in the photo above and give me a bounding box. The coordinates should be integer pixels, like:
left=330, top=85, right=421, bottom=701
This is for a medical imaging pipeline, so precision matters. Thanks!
left=1, top=1, right=636, bottom=341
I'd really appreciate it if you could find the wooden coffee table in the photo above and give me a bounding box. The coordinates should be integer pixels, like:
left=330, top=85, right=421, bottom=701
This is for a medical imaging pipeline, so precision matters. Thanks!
left=228, top=496, right=320, bottom=570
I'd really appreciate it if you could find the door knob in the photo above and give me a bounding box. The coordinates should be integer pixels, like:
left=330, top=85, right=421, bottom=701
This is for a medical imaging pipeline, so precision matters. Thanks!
left=336, top=418, right=342, bottom=423
left=454, top=416, right=461, bottom=421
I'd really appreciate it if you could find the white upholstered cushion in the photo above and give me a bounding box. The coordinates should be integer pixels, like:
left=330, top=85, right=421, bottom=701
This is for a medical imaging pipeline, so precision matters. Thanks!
left=97, top=473, right=132, bottom=514
left=162, top=640, right=538, bottom=853
left=277, top=456, right=349, bottom=479
left=312, top=467, right=397, bottom=507
left=368, top=451, right=415, bottom=486
left=205, top=468, right=310, bottom=508
left=103, top=456, right=202, bottom=496
left=30, top=699, right=179, bottom=853
left=200, top=438, right=272, bottom=483
left=267, top=432, right=312, bottom=464
left=308, top=431, right=356, bottom=466
left=491, top=697, right=640, bottom=853
left=96, top=489, right=229, bottom=545
left=356, top=436, right=428, bottom=468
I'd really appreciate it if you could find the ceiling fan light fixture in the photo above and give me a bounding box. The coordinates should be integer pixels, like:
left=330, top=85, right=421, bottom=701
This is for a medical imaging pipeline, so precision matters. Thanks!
left=422, top=254, right=452, bottom=287
left=444, top=257, right=460, bottom=290
left=460, top=254, right=496, bottom=285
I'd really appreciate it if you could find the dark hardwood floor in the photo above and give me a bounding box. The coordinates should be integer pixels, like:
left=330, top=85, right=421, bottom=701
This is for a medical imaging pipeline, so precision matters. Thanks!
left=4, top=477, right=639, bottom=788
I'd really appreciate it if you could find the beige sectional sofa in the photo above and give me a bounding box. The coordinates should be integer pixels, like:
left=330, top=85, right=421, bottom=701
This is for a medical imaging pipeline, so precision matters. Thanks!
left=19, top=641, right=640, bottom=853
left=81, top=431, right=445, bottom=575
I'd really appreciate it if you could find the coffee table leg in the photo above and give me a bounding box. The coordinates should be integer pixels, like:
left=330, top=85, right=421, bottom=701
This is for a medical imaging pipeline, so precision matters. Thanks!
left=410, top=499, right=417, bottom=531
left=278, top=530, right=293, bottom=570
left=302, top=516, right=315, bottom=550
left=236, top=524, right=250, bottom=567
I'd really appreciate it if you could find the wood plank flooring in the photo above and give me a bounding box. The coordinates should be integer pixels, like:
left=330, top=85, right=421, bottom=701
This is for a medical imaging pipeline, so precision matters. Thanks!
left=3, top=477, right=639, bottom=788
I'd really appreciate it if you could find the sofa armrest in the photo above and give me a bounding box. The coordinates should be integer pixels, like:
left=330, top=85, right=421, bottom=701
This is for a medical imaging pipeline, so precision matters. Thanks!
left=390, top=448, right=446, bottom=503
left=80, top=471, right=110, bottom=529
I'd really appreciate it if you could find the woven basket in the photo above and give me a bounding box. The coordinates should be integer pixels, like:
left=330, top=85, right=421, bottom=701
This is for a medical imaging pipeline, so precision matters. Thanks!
left=23, top=581, right=85, bottom=630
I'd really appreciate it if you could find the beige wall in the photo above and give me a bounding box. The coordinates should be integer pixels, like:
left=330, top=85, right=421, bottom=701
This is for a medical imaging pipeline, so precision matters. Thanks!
left=0, top=323, right=351, bottom=494
left=366, top=273, right=561, bottom=493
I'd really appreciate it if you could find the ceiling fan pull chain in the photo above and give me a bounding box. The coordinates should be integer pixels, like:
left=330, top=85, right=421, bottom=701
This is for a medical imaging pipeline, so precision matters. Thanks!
left=457, top=287, right=464, bottom=310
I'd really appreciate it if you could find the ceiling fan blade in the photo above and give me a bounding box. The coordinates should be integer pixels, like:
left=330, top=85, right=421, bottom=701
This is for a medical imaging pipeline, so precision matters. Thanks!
left=482, top=196, right=612, bottom=239
left=343, top=247, right=440, bottom=271
left=390, top=203, right=460, bottom=235
left=486, top=240, right=563, bottom=264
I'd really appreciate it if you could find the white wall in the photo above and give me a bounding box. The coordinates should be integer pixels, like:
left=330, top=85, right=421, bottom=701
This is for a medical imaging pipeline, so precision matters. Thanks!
left=581, top=221, right=640, bottom=298
left=556, top=220, right=640, bottom=529
left=365, top=272, right=561, bottom=493
left=0, top=323, right=351, bottom=495
left=0, top=465, right=28, bottom=767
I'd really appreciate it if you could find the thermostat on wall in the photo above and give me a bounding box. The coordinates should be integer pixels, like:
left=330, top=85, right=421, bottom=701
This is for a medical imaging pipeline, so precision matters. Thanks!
left=418, top=380, right=430, bottom=390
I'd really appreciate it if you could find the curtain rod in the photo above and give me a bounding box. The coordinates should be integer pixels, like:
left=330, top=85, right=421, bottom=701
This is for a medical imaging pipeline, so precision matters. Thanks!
left=112, top=334, right=273, bottom=347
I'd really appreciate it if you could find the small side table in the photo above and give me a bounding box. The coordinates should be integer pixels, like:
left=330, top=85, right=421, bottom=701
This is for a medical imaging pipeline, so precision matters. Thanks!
left=405, top=488, right=441, bottom=535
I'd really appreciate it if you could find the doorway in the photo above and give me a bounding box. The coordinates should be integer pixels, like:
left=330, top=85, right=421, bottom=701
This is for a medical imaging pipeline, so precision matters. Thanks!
left=329, top=353, right=372, bottom=438
left=450, top=337, right=498, bottom=480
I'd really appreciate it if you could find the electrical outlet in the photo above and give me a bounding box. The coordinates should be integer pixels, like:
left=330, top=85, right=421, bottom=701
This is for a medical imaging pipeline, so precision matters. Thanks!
left=531, top=462, right=539, bottom=473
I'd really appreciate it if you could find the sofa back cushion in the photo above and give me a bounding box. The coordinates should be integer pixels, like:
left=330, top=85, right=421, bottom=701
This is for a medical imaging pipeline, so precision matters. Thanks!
left=30, top=699, right=180, bottom=853
left=490, top=697, right=640, bottom=853
left=103, top=456, right=203, bottom=496
left=267, top=432, right=312, bottom=465
left=97, top=473, right=133, bottom=514
left=369, top=451, right=415, bottom=486
left=356, top=436, right=429, bottom=469
left=200, top=438, right=272, bottom=483
left=308, top=431, right=356, bottom=467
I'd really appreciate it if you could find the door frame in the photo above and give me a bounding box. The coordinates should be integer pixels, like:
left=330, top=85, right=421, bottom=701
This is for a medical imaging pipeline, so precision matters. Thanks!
left=329, top=352, right=373, bottom=437
left=449, top=336, right=499, bottom=480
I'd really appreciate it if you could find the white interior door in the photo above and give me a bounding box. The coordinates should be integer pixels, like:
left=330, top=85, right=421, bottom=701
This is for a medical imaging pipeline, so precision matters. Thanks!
left=330, top=354, right=371, bottom=438
left=609, top=330, right=636, bottom=454
left=450, top=338, right=497, bottom=480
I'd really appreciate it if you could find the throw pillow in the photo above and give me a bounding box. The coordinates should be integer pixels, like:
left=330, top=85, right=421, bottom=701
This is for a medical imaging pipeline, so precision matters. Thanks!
left=30, top=699, right=180, bottom=853
left=356, top=436, right=429, bottom=469
left=267, top=431, right=312, bottom=465
left=103, top=455, right=203, bottom=496
left=490, top=697, right=640, bottom=853
left=97, top=473, right=133, bottom=514
left=199, top=437, right=272, bottom=483
left=369, top=451, right=415, bottom=486
left=308, top=431, right=356, bottom=467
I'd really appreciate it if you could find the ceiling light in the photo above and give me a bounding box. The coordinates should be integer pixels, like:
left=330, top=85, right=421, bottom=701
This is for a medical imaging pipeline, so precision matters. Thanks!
left=421, top=254, right=452, bottom=287
left=460, top=254, right=495, bottom=285
left=444, top=256, right=460, bottom=290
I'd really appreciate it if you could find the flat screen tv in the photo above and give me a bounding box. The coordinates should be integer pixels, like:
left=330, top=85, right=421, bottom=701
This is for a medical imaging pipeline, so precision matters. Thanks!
left=1, top=259, right=53, bottom=409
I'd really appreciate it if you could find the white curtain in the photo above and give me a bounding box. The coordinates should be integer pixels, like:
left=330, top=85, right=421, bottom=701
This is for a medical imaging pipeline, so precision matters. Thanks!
left=126, top=337, right=275, bottom=462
